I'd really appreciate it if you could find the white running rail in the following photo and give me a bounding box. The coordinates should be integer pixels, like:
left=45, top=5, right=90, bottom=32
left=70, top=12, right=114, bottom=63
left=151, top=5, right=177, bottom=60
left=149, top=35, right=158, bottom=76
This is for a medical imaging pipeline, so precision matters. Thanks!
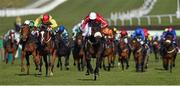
left=0, top=0, right=67, bottom=17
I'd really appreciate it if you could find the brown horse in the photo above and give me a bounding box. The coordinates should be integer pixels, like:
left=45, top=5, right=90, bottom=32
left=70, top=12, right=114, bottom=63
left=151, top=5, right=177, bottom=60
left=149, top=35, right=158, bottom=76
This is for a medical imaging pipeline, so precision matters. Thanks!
left=39, top=28, right=56, bottom=76
left=20, top=25, right=40, bottom=74
left=72, top=32, right=85, bottom=71
left=102, top=36, right=115, bottom=71
left=84, top=26, right=105, bottom=80
left=130, top=37, right=147, bottom=72
left=152, top=37, right=160, bottom=61
left=118, top=37, right=129, bottom=71
left=55, top=31, right=71, bottom=70
left=4, top=30, right=18, bottom=64
left=161, top=34, right=177, bottom=73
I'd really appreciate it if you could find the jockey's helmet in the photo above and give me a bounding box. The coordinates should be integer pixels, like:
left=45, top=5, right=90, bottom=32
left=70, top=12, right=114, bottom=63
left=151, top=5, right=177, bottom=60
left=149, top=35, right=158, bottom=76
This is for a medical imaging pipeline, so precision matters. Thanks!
left=42, top=13, right=50, bottom=23
left=89, top=12, right=97, bottom=20
left=58, top=25, right=65, bottom=33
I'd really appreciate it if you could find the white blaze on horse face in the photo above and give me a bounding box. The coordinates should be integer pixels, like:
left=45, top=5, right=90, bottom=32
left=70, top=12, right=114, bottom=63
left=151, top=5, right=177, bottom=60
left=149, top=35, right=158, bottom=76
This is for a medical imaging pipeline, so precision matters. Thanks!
left=124, top=38, right=128, bottom=44
left=40, top=31, right=45, bottom=42
left=165, top=40, right=171, bottom=44
left=94, top=32, right=102, bottom=37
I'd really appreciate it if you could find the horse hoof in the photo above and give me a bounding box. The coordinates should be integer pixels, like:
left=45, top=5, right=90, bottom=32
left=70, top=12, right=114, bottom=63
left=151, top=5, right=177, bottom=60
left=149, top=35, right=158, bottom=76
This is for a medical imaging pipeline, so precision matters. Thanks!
left=94, top=74, right=97, bottom=81
left=118, top=63, right=121, bottom=66
left=50, top=72, right=53, bottom=76
left=35, top=67, right=39, bottom=70
left=21, top=68, right=25, bottom=72
left=85, top=72, right=90, bottom=76
left=66, top=67, right=69, bottom=70
left=56, top=64, right=59, bottom=68
left=38, top=72, right=42, bottom=75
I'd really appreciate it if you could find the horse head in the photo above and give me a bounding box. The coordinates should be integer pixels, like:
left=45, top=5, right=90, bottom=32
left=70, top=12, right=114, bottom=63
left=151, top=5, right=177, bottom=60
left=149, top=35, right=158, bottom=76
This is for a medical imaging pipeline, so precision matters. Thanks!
left=21, top=25, right=30, bottom=41
left=76, top=32, right=83, bottom=46
left=130, top=37, right=141, bottom=50
left=39, top=29, right=51, bottom=45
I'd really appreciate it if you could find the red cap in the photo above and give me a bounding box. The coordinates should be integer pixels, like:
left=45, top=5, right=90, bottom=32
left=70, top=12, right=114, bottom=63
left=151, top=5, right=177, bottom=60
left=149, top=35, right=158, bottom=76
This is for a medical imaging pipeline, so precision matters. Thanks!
left=42, top=13, right=49, bottom=23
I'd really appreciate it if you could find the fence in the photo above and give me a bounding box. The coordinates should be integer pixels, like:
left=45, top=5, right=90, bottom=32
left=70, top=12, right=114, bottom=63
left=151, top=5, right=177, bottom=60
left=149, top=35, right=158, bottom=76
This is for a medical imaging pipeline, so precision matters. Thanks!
left=0, top=0, right=67, bottom=17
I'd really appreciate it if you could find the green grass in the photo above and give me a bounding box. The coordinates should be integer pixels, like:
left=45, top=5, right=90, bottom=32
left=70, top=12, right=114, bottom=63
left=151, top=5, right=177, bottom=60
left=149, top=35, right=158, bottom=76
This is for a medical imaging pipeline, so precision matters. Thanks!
left=0, top=0, right=33, bottom=8
left=0, top=53, right=180, bottom=85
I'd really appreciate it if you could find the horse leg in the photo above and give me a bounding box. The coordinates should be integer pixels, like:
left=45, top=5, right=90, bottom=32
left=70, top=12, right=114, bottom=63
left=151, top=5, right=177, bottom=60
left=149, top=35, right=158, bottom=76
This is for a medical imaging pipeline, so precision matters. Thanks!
left=59, top=57, right=63, bottom=70
left=12, top=51, right=16, bottom=64
left=57, top=57, right=60, bottom=68
left=80, top=57, right=84, bottom=71
left=125, top=57, right=129, bottom=70
left=43, top=55, right=48, bottom=76
left=169, top=59, right=173, bottom=73
left=32, top=51, right=39, bottom=70
left=85, top=54, right=93, bottom=75
left=102, top=57, right=106, bottom=71
left=25, top=54, right=30, bottom=75
left=50, top=54, right=56, bottom=76
left=77, top=58, right=81, bottom=71
left=107, top=56, right=111, bottom=71
left=38, top=56, right=43, bottom=75
left=173, top=53, right=177, bottom=67
left=163, top=58, right=168, bottom=70
left=120, top=57, right=124, bottom=71
left=128, top=48, right=131, bottom=60
left=65, top=55, right=70, bottom=70
left=94, top=56, right=100, bottom=80
left=21, top=51, right=25, bottom=72
left=5, top=51, right=8, bottom=64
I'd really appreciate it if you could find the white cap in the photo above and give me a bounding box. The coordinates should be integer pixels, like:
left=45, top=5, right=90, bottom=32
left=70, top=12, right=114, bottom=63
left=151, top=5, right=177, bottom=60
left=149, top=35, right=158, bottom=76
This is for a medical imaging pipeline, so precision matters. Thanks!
left=94, top=32, right=102, bottom=37
left=165, top=40, right=171, bottom=44
left=24, top=20, right=30, bottom=25
left=89, top=12, right=97, bottom=20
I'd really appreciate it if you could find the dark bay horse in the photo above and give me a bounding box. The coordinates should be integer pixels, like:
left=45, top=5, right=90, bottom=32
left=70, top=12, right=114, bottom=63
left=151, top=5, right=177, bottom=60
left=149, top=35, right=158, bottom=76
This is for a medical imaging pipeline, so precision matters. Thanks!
left=55, top=32, right=71, bottom=70
left=130, top=37, right=147, bottom=72
left=72, top=32, right=85, bottom=71
left=39, top=28, right=56, bottom=76
left=152, top=37, right=160, bottom=61
left=161, top=35, right=177, bottom=72
left=84, top=26, right=105, bottom=80
left=118, top=37, right=129, bottom=71
left=4, top=30, right=18, bottom=64
left=20, top=25, right=40, bottom=74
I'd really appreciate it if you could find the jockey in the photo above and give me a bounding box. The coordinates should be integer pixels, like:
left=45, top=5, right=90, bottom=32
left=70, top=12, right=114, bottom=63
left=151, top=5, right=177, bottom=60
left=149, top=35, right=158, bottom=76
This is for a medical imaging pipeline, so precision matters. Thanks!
left=81, top=12, right=108, bottom=38
left=162, top=27, right=177, bottom=45
left=23, top=20, right=39, bottom=36
left=56, top=25, right=69, bottom=44
left=72, top=20, right=83, bottom=40
left=15, top=16, right=22, bottom=29
left=131, top=27, right=145, bottom=45
left=102, top=27, right=114, bottom=44
left=143, top=27, right=152, bottom=48
left=34, top=13, right=58, bottom=33
left=114, top=28, right=120, bottom=42
left=120, top=28, right=128, bottom=44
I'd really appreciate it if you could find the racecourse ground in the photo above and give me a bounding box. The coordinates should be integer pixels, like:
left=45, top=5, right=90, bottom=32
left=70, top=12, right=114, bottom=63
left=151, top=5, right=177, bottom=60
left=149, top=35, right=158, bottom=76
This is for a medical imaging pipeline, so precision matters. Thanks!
left=0, top=53, right=179, bottom=85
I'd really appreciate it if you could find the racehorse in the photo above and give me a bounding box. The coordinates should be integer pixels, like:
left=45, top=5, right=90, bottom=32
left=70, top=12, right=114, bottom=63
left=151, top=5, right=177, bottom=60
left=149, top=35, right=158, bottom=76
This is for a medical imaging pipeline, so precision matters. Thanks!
left=4, top=30, right=18, bottom=64
left=39, top=26, right=56, bottom=76
left=72, top=32, right=85, bottom=71
left=152, top=37, right=160, bottom=61
left=130, top=37, right=147, bottom=72
left=102, top=36, right=115, bottom=71
left=55, top=31, right=71, bottom=70
left=118, top=37, right=129, bottom=71
left=161, top=34, right=177, bottom=72
left=20, top=25, right=40, bottom=74
left=84, top=26, right=105, bottom=80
